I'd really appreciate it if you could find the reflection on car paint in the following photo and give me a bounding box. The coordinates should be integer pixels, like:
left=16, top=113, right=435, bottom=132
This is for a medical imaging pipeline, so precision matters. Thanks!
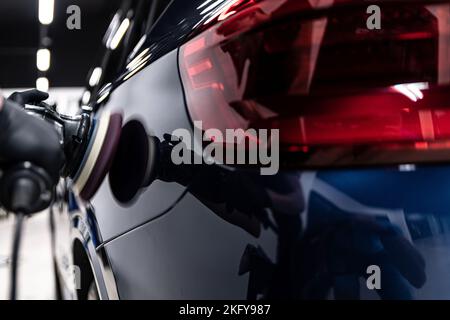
left=124, top=133, right=450, bottom=299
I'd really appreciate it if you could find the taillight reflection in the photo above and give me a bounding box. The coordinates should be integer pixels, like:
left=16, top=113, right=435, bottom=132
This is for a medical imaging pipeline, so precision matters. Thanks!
left=180, top=0, right=450, bottom=167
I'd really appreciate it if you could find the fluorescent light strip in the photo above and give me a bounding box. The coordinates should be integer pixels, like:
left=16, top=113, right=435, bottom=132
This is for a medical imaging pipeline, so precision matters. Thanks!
left=393, top=84, right=418, bottom=102
left=97, top=91, right=110, bottom=104
left=126, top=48, right=150, bottom=70
left=81, top=91, right=91, bottom=105
left=124, top=57, right=151, bottom=81
left=201, top=0, right=225, bottom=15
left=89, top=67, right=103, bottom=87
left=39, top=0, right=54, bottom=25
left=392, top=82, right=429, bottom=102
left=36, top=77, right=49, bottom=92
left=37, top=49, right=51, bottom=72
left=198, top=0, right=215, bottom=9
left=105, top=13, right=121, bottom=48
left=110, top=18, right=130, bottom=50
left=203, top=0, right=236, bottom=25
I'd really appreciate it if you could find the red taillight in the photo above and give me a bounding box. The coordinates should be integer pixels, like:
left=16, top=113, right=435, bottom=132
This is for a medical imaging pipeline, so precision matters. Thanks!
left=179, top=0, right=450, bottom=166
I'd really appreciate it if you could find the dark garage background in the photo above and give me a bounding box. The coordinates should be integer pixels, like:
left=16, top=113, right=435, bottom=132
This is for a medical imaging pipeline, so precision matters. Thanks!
left=0, top=0, right=122, bottom=88
left=0, top=0, right=124, bottom=300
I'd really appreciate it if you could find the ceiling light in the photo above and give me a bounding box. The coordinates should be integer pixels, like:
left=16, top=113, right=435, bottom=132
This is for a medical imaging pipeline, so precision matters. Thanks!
left=37, top=49, right=51, bottom=72
left=89, top=67, right=103, bottom=87
left=36, top=77, right=49, bottom=92
left=81, top=91, right=91, bottom=105
left=39, top=0, right=54, bottom=25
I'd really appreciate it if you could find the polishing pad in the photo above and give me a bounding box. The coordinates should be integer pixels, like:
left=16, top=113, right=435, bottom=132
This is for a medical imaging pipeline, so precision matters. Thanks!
left=72, top=110, right=123, bottom=201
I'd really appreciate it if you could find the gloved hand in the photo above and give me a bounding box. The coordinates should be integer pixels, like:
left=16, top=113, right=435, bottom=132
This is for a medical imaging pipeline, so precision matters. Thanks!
left=0, top=96, right=65, bottom=183
left=8, top=89, right=49, bottom=106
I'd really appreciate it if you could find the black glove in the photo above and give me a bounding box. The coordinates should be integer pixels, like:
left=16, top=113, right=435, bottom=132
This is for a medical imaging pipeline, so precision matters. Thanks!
left=8, top=89, right=50, bottom=106
left=0, top=96, right=65, bottom=183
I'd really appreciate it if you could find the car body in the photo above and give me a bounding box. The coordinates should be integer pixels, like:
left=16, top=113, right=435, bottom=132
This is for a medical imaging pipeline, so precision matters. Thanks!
left=52, top=0, right=450, bottom=299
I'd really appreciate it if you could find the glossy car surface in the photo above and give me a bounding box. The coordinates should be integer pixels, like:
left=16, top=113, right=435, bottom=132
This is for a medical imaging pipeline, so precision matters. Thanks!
left=51, top=0, right=450, bottom=299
